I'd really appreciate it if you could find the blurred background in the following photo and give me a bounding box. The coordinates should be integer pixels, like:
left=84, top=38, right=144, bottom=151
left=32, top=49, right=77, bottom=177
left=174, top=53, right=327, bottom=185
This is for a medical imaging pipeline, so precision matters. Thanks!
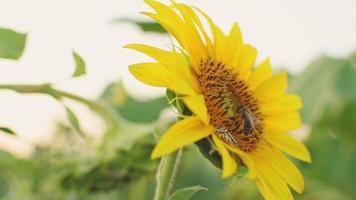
left=0, top=0, right=355, bottom=199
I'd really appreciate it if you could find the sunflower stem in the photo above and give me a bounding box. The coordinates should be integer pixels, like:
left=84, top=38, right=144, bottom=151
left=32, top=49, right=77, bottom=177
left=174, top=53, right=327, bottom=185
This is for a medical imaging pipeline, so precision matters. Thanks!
left=153, top=149, right=182, bottom=200
left=0, top=83, right=119, bottom=133
left=153, top=90, right=185, bottom=200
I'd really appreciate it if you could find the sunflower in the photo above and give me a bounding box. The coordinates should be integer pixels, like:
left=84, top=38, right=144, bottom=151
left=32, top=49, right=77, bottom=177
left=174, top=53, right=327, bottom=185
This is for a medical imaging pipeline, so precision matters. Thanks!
left=125, top=0, right=311, bottom=199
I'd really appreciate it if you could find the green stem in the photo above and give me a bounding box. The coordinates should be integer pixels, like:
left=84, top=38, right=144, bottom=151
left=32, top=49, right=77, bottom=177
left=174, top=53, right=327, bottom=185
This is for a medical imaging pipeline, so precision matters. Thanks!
left=56, top=89, right=118, bottom=130
left=153, top=90, right=186, bottom=200
left=154, top=149, right=182, bottom=200
left=0, top=83, right=119, bottom=132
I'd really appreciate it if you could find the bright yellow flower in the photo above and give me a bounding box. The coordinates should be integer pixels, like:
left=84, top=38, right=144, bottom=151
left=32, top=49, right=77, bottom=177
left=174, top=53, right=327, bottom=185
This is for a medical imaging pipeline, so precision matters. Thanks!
left=126, top=0, right=311, bottom=199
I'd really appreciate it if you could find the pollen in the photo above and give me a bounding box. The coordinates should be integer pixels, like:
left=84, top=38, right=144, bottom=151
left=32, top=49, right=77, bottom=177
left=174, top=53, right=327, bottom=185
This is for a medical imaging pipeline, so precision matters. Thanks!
left=196, top=58, right=263, bottom=152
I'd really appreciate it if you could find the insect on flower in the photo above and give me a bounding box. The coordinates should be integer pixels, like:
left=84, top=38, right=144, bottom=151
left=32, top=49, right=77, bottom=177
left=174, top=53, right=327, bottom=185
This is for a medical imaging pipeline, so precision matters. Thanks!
left=126, top=1, right=311, bottom=199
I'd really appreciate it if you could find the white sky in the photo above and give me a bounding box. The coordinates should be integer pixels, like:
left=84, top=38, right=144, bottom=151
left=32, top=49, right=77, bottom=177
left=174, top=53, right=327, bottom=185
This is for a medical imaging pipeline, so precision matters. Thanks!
left=0, top=0, right=355, bottom=155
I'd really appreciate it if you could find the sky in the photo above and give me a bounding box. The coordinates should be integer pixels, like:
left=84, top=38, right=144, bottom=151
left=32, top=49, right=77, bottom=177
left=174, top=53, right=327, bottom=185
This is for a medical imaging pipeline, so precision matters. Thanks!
left=0, top=0, right=355, bottom=156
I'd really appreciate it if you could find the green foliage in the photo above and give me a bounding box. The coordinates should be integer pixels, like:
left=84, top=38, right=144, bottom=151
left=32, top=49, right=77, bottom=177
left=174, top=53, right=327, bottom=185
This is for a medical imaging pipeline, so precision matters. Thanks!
left=64, top=106, right=85, bottom=137
left=61, top=134, right=158, bottom=194
left=0, top=79, right=166, bottom=200
left=100, top=82, right=168, bottom=123
left=195, top=138, right=222, bottom=169
left=290, top=54, right=356, bottom=199
left=290, top=56, right=356, bottom=123
left=72, top=51, right=87, bottom=77
left=1, top=17, right=356, bottom=199
left=0, top=127, right=16, bottom=135
left=0, top=27, right=27, bottom=60
left=168, top=185, right=208, bottom=200
left=113, top=18, right=166, bottom=33
left=0, top=106, right=159, bottom=200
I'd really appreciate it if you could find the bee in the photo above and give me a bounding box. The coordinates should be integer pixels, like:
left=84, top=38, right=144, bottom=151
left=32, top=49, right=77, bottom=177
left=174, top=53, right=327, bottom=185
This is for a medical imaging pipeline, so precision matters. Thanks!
left=216, top=127, right=239, bottom=146
left=237, top=106, right=258, bottom=136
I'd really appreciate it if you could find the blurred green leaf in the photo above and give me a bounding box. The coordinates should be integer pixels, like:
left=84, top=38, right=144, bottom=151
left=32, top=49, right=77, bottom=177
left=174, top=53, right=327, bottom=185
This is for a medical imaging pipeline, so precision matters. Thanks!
left=62, top=133, right=158, bottom=195
left=113, top=18, right=166, bottom=33
left=0, top=126, right=158, bottom=200
left=168, top=185, right=208, bottom=200
left=0, top=127, right=16, bottom=135
left=99, top=116, right=159, bottom=161
left=303, top=125, right=356, bottom=198
left=349, top=52, right=356, bottom=67
left=72, top=51, right=86, bottom=77
left=64, top=106, right=85, bottom=137
left=0, top=27, right=26, bottom=60
left=100, top=82, right=168, bottom=123
left=290, top=55, right=356, bottom=123
left=318, top=101, right=356, bottom=141
left=298, top=178, right=354, bottom=200
left=290, top=53, right=356, bottom=199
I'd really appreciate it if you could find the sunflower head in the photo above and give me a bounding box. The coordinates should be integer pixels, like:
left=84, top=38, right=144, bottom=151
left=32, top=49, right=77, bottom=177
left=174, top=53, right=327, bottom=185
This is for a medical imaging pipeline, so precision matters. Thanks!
left=126, top=1, right=311, bottom=199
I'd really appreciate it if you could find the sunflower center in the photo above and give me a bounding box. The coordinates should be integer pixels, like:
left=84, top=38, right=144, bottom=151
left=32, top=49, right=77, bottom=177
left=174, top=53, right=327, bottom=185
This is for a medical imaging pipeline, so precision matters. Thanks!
left=196, top=58, right=263, bottom=152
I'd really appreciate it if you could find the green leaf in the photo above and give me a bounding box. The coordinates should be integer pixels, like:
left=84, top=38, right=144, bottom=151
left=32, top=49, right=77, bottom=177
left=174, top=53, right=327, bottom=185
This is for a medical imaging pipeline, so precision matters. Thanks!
left=304, top=124, right=356, bottom=198
left=168, top=185, right=208, bottom=200
left=195, top=138, right=222, bottom=169
left=64, top=106, right=85, bottom=137
left=0, top=127, right=16, bottom=135
left=318, top=100, right=356, bottom=142
left=72, top=51, right=86, bottom=77
left=290, top=53, right=356, bottom=198
left=0, top=27, right=27, bottom=60
left=113, top=18, right=166, bottom=33
left=349, top=52, right=356, bottom=67
left=100, top=82, right=168, bottom=123
left=290, top=55, right=356, bottom=123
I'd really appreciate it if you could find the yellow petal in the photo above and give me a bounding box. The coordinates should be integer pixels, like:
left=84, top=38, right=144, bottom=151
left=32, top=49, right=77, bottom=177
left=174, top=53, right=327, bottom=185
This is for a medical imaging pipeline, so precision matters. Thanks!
left=142, top=12, right=184, bottom=45
left=124, top=44, right=185, bottom=66
left=151, top=117, right=213, bottom=159
left=174, top=3, right=213, bottom=51
left=224, top=23, right=243, bottom=68
left=258, top=142, right=305, bottom=193
left=264, top=111, right=302, bottom=132
left=248, top=58, right=272, bottom=90
left=125, top=44, right=199, bottom=93
left=194, top=5, right=226, bottom=61
left=144, top=0, right=186, bottom=39
left=129, top=63, right=194, bottom=95
left=254, top=72, right=287, bottom=103
left=232, top=44, right=257, bottom=80
left=264, top=132, right=311, bottom=162
left=227, top=146, right=284, bottom=200
left=183, top=94, right=209, bottom=125
left=227, top=145, right=292, bottom=200
left=260, top=94, right=303, bottom=115
left=216, top=29, right=228, bottom=62
left=129, top=63, right=172, bottom=87
left=256, top=178, right=276, bottom=200
left=251, top=154, right=294, bottom=200
left=172, top=2, right=207, bottom=60
left=193, top=6, right=221, bottom=57
left=144, top=0, right=204, bottom=66
left=225, top=145, right=254, bottom=169
left=228, top=22, right=243, bottom=46
left=212, top=135, right=238, bottom=178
